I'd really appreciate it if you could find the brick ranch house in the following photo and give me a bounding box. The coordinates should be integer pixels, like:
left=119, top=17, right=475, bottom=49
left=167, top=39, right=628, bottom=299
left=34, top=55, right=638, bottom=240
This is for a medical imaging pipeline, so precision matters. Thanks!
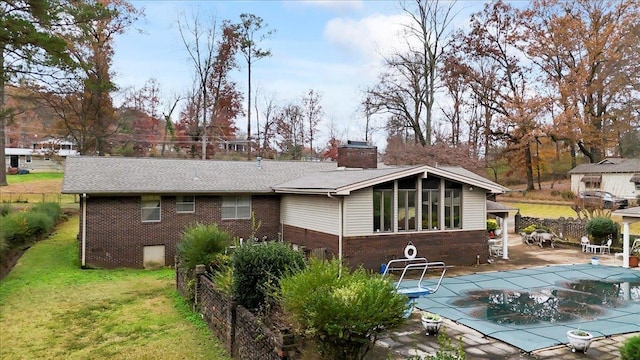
left=61, top=148, right=509, bottom=270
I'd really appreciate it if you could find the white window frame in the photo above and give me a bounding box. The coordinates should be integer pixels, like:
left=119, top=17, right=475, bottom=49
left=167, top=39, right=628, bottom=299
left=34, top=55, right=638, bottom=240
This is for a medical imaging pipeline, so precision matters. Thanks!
left=221, top=195, right=251, bottom=220
left=26, top=155, right=32, bottom=163
left=141, top=195, right=161, bottom=222
left=176, top=195, right=195, bottom=213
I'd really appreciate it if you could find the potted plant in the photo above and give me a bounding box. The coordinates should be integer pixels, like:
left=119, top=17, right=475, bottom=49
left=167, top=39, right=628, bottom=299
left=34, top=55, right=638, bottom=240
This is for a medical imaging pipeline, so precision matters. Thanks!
left=567, top=329, right=593, bottom=353
left=420, top=311, right=443, bottom=335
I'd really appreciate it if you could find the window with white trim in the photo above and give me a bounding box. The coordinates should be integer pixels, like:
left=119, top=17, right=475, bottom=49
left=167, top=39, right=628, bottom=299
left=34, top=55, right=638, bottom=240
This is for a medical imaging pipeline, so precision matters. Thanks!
left=176, top=195, right=195, bottom=213
left=26, top=155, right=32, bottom=163
left=373, top=182, right=393, bottom=232
left=444, top=181, right=461, bottom=229
left=141, top=195, right=161, bottom=222
left=221, top=195, right=251, bottom=219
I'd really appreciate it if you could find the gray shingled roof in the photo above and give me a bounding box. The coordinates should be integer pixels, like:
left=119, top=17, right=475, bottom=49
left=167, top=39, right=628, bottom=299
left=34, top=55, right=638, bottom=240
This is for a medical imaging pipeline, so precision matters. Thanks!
left=62, top=157, right=509, bottom=195
left=568, top=158, right=640, bottom=174
left=273, top=166, right=424, bottom=194
left=62, top=157, right=337, bottom=194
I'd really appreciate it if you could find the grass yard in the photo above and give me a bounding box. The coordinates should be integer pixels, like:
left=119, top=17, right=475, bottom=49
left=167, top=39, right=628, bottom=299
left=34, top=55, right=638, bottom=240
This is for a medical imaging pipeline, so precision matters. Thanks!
left=1, top=172, right=76, bottom=205
left=507, top=202, right=640, bottom=235
left=5, top=172, right=64, bottom=184
left=0, top=216, right=231, bottom=360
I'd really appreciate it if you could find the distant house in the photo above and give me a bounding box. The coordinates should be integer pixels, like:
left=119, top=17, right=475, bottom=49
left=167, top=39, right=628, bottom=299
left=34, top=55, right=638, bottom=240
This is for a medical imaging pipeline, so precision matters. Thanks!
left=568, top=158, right=640, bottom=200
left=5, top=138, right=79, bottom=172
left=61, top=146, right=509, bottom=269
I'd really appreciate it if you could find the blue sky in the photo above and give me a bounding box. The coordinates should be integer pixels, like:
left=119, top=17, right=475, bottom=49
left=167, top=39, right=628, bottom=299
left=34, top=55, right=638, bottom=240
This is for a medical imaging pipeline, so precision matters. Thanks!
left=112, top=0, right=487, bottom=149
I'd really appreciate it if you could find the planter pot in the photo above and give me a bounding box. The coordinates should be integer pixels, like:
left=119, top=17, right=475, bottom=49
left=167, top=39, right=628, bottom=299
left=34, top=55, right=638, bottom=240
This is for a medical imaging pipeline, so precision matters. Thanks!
left=567, top=330, right=593, bottom=353
left=630, top=255, right=639, bottom=268
left=420, top=313, right=443, bottom=336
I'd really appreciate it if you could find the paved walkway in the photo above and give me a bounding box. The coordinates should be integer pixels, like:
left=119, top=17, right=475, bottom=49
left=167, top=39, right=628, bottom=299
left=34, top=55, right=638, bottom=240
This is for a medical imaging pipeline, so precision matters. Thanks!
left=366, top=233, right=640, bottom=359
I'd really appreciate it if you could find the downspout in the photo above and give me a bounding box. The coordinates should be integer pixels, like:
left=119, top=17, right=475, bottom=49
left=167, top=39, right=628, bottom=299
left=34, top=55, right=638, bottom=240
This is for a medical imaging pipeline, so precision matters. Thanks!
left=81, top=193, right=87, bottom=268
left=327, top=192, right=343, bottom=276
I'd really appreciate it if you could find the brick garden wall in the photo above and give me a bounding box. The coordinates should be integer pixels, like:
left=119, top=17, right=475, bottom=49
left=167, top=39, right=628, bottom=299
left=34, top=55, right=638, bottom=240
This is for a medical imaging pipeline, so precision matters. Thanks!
left=81, top=195, right=280, bottom=268
left=177, top=265, right=295, bottom=360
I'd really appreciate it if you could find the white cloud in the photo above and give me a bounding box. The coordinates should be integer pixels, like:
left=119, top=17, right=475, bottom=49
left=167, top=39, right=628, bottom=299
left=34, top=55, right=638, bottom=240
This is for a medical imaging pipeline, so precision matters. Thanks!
left=296, top=0, right=364, bottom=12
left=323, top=14, right=409, bottom=59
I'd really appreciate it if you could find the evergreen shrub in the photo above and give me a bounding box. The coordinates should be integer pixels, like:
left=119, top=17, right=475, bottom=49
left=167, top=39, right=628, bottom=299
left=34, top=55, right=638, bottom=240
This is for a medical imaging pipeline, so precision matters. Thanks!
left=176, top=222, right=231, bottom=271
left=586, top=217, right=617, bottom=242
left=620, top=335, right=640, bottom=360
left=279, top=258, right=409, bottom=360
left=232, top=241, right=305, bottom=310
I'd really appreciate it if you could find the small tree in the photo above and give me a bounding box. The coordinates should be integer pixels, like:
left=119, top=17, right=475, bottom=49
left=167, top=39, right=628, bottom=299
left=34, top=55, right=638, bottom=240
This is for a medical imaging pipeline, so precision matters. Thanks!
left=586, top=217, right=617, bottom=244
left=279, top=259, right=409, bottom=360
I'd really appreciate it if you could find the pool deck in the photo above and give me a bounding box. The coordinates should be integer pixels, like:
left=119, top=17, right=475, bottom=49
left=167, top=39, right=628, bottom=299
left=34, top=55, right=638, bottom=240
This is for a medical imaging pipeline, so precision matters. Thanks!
left=367, top=234, right=640, bottom=359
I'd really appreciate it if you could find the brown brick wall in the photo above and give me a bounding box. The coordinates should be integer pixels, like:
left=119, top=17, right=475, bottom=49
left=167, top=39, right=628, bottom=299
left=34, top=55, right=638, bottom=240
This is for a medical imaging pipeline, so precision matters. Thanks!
left=283, top=225, right=488, bottom=271
left=82, top=194, right=280, bottom=268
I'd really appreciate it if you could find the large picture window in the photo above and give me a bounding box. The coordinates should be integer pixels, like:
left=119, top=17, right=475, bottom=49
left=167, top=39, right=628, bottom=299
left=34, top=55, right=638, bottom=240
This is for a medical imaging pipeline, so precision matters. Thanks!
left=176, top=195, right=195, bottom=213
left=222, top=195, right=251, bottom=219
left=444, top=181, right=461, bottom=229
left=373, top=182, right=393, bottom=232
left=422, top=177, right=440, bottom=230
left=141, top=195, right=161, bottom=222
left=397, top=178, right=416, bottom=231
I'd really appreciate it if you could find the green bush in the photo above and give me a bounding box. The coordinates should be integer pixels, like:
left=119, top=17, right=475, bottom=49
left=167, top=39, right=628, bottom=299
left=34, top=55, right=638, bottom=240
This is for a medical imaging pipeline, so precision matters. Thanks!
left=232, top=241, right=305, bottom=310
left=586, top=217, right=617, bottom=242
left=620, top=335, right=640, bottom=360
left=30, top=202, right=63, bottom=221
left=176, top=222, right=231, bottom=271
left=279, top=259, right=409, bottom=360
left=1, top=203, right=11, bottom=217
left=0, top=206, right=58, bottom=248
left=24, top=212, right=54, bottom=238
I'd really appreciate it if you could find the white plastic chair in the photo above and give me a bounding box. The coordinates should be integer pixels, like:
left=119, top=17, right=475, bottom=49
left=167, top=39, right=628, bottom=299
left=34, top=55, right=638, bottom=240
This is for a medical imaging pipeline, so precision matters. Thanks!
left=591, top=238, right=612, bottom=254
left=580, top=236, right=590, bottom=252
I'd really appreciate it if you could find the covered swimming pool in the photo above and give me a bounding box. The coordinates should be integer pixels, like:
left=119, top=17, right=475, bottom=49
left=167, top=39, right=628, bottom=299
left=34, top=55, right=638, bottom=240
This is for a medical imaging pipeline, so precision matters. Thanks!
left=409, top=264, right=640, bottom=353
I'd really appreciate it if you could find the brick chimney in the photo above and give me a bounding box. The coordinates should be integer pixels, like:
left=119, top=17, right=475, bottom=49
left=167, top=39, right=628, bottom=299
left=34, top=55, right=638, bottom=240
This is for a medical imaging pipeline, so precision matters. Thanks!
left=337, top=140, right=377, bottom=169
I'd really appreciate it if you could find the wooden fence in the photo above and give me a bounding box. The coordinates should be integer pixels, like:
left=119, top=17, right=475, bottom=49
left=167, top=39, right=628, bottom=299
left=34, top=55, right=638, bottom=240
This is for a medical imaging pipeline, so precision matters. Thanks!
left=0, top=192, right=78, bottom=205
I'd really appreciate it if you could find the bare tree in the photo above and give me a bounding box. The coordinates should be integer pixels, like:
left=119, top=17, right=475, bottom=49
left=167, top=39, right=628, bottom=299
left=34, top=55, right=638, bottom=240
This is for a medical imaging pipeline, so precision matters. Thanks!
left=400, top=0, right=457, bottom=145
left=178, top=12, right=217, bottom=160
left=301, top=89, right=323, bottom=158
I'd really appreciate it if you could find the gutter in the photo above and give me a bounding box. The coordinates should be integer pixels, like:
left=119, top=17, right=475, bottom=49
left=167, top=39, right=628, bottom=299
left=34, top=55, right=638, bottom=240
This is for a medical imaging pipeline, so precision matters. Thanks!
left=327, top=192, right=343, bottom=277
left=81, top=193, right=87, bottom=268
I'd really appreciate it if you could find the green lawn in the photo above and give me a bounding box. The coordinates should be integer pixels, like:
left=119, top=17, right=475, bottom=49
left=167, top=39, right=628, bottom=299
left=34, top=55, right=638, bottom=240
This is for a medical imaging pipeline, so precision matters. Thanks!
left=0, top=216, right=231, bottom=360
left=508, top=202, right=640, bottom=235
left=6, top=172, right=64, bottom=184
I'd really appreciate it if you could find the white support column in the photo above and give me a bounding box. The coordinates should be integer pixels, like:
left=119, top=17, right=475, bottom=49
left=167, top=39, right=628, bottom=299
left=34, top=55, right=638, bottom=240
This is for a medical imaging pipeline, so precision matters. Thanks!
left=502, top=217, right=509, bottom=259
left=622, top=222, right=630, bottom=268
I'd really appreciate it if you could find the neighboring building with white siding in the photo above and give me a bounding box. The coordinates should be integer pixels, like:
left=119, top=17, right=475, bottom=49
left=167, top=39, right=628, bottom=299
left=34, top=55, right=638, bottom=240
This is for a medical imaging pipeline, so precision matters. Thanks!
left=568, top=158, right=640, bottom=201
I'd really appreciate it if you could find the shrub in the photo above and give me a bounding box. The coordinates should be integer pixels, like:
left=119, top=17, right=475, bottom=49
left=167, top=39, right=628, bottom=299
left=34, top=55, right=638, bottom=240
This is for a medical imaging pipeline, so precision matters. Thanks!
left=0, top=213, right=31, bottom=247
left=24, top=212, right=54, bottom=238
left=1, top=203, right=11, bottom=217
left=521, top=224, right=537, bottom=234
left=232, top=241, right=305, bottom=310
left=30, top=202, right=63, bottom=222
left=586, top=217, right=617, bottom=242
left=620, top=335, right=640, bottom=360
left=279, top=258, right=409, bottom=360
left=176, top=222, right=231, bottom=271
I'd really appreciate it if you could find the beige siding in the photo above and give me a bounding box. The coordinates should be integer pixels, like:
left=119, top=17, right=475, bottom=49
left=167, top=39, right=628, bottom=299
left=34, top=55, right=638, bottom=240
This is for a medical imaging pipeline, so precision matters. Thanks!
left=462, top=189, right=486, bottom=231
left=343, top=188, right=373, bottom=236
left=281, top=195, right=340, bottom=235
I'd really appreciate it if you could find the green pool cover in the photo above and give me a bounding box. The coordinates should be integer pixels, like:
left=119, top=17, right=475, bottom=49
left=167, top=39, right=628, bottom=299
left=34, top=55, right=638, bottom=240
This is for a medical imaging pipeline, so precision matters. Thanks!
left=409, top=264, right=640, bottom=353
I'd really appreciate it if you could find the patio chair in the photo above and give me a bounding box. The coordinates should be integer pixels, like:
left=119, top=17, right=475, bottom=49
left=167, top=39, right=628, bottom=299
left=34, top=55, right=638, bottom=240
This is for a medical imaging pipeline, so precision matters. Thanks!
left=488, top=240, right=503, bottom=257
left=580, top=236, right=591, bottom=252
left=591, top=238, right=612, bottom=254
